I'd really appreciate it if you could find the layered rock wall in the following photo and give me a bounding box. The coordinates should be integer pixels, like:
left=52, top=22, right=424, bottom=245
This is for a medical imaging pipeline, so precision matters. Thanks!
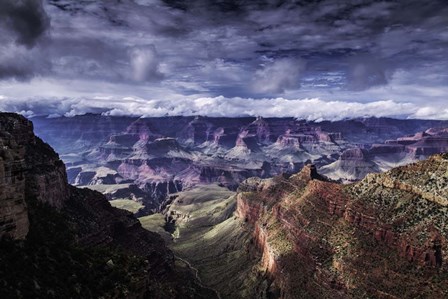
left=0, top=113, right=70, bottom=240
left=237, top=158, right=448, bottom=297
left=0, top=114, right=32, bottom=239
left=0, top=113, right=69, bottom=239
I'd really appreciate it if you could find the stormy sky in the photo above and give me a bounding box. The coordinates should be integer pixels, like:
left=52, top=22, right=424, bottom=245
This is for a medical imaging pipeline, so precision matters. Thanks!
left=0, top=0, right=447, bottom=120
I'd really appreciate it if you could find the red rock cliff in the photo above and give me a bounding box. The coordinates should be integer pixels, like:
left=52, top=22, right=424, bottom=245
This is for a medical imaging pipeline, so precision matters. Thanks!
left=237, top=157, right=448, bottom=298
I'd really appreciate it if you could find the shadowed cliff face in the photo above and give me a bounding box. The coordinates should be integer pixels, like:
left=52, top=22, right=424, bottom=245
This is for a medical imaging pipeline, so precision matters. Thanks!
left=0, top=113, right=216, bottom=298
left=31, top=114, right=448, bottom=213
left=0, top=114, right=31, bottom=239
left=0, top=113, right=68, bottom=239
left=237, top=156, right=448, bottom=298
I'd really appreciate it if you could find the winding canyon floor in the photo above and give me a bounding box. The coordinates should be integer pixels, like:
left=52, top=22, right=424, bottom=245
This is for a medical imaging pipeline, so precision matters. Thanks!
left=136, top=184, right=269, bottom=299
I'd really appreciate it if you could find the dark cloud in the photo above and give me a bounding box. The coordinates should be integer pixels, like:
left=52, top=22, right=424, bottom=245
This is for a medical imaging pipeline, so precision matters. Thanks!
left=0, top=0, right=50, bottom=79
left=0, top=0, right=49, bottom=48
left=0, top=0, right=447, bottom=118
left=0, top=58, right=35, bottom=80
left=0, top=44, right=50, bottom=80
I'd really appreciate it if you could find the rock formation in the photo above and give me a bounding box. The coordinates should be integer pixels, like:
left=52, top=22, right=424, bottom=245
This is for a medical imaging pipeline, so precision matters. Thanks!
left=32, top=114, right=448, bottom=212
left=0, top=113, right=216, bottom=298
left=237, top=155, right=448, bottom=298
left=320, top=127, right=448, bottom=181
left=0, top=113, right=70, bottom=240
left=0, top=113, right=33, bottom=239
left=319, top=147, right=380, bottom=182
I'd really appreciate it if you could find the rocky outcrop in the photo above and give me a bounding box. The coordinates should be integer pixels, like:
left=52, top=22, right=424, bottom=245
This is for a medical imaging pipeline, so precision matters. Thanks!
left=378, top=127, right=448, bottom=157
left=276, top=135, right=301, bottom=147
left=178, top=116, right=213, bottom=145
left=340, top=147, right=367, bottom=160
left=0, top=114, right=32, bottom=239
left=320, top=128, right=448, bottom=182
left=24, top=137, right=70, bottom=208
left=235, top=130, right=262, bottom=153
left=319, top=147, right=380, bottom=182
left=243, top=116, right=271, bottom=144
left=94, top=133, right=138, bottom=161
left=0, top=113, right=69, bottom=240
left=237, top=155, right=448, bottom=298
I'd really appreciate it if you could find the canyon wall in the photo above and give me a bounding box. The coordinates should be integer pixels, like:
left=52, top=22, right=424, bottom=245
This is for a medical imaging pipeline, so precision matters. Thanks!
left=237, top=156, right=448, bottom=298
left=0, top=114, right=33, bottom=239
left=0, top=114, right=69, bottom=240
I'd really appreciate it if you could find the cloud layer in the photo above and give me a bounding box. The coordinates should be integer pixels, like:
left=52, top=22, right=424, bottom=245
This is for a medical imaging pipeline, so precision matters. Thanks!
left=1, top=94, right=447, bottom=121
left=0, top=0, right=447, bottom=119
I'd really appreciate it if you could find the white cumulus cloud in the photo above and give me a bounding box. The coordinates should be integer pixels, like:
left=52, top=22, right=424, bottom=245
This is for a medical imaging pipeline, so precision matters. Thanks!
left=1, top=95, right=446, bottom=121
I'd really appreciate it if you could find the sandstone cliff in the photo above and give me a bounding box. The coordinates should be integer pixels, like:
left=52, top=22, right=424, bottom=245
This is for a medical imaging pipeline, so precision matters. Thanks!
left=237, top=155, right=448, bottom=298
left=0, top=113, right=68, bottom=240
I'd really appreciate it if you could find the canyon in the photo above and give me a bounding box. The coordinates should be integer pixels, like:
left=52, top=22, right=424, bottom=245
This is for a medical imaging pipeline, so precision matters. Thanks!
left=139, top=153, right=448, bottom=298
left=2, top=0, right=447, bottom=298
left=2, top=112, right=448, bottom=298
left=31, top=115, right=448, bottom=213
left=0, top=113, right=215, bottom=298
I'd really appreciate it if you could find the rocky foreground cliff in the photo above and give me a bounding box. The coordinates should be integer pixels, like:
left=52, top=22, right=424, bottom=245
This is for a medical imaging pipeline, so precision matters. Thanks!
left=0, top=113, right=215, bottom=298
left=237, top=155, right=448, bottom=298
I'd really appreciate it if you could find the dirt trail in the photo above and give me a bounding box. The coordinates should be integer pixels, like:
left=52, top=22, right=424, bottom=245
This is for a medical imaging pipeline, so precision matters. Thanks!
left=175, top=255, right=222, bottom=299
